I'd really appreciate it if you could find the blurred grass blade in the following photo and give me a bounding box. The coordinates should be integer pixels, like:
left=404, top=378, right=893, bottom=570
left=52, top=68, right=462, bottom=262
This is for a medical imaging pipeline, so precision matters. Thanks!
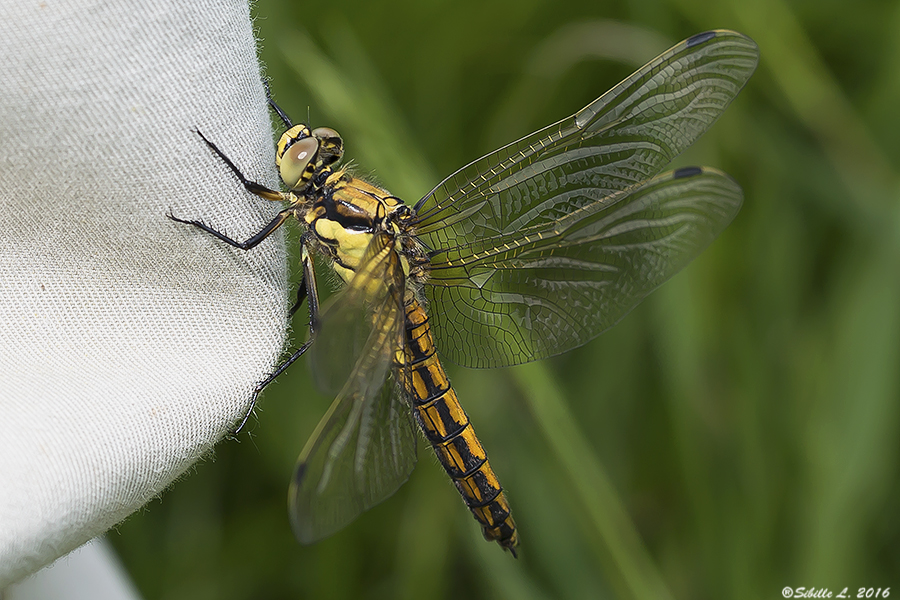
left=675, top=0, right=898, bottom=223
left=512, top=362, right=673, bottom=600
left=485, top=21, right=671, bottom=148
left=801, top=249, right=900, bottom=581
left=468, top=523, right=557, bottom=600
left=278, top=27, right=435, bottom=200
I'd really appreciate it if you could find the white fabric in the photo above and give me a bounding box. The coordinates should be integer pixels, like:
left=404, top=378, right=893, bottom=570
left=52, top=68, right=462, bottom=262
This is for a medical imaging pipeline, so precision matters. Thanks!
left=6, top=538, right=142, bottom=600
left=0, top=0, right=288, bottom=586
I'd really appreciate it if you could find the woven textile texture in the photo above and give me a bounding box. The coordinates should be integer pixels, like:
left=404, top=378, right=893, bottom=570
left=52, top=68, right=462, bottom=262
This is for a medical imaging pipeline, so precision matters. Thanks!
left=0, top=0, right=289, bottom=585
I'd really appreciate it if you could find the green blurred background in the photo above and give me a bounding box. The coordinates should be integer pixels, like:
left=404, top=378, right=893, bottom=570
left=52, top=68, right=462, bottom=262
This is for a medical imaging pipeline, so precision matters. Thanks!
left=111, top=0, right=900, bottom=598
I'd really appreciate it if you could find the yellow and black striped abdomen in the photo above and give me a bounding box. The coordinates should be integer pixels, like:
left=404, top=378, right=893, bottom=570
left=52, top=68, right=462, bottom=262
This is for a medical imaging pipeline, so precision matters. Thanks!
left=402, top=296, right=519, bottom=556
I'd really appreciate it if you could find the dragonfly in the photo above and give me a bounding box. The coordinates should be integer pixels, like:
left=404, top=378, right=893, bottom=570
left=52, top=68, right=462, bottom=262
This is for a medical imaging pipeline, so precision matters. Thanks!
left=169, top=29, right=758, bottom=557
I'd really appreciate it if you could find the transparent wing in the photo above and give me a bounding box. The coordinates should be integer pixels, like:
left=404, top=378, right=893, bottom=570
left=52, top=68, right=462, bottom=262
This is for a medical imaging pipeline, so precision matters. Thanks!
left=424, top=167, right=743, bottom=368
left=290, top=232, right=418, bottom=544
left=413, top=30, right=758, bottom=368
left=309, top=233, right=403, bottom=396
left=414, top=30, right=757, bottom=234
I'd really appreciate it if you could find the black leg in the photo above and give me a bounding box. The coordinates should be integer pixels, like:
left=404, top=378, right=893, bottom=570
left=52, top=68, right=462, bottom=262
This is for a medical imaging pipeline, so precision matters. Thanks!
left=301, top=242, right=321, bottom=335
left=234, top=246, right=320, bottom=433
left=265, top=82, right=294, bottom=129
left=168, top=209, right=290, bottom=251
left=289, top=277, right=308, bottom=318
left=195, top=129, right=284, bottom=201
left=233, top=336, right=315, bottom=434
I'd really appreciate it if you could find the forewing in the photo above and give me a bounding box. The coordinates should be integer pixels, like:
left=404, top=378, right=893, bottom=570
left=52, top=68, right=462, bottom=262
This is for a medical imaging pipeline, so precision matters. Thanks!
left=425, top=167, right=743, bottom=367
left=290, top=233, right=417, bottom=544
left=413, top=30, right=758, bottom=242
left=415, top=30, right=757, bottom=368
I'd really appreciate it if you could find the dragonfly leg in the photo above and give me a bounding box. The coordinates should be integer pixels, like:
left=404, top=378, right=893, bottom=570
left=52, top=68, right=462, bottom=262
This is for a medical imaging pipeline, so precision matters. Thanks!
left=194, top=129, right=285, bottom=201
left=288, top=279, right=307, bottom=318
left=265, top=82, right=294, bottom=129
left=235, top=243, right=320, bottom=433
left=167, top=209, right=291, bottom=250
left=168, top=128, right=293, bottom=249
left=300, top=240, right=321, bottom=335
left=233, top=336, right=315, bottom=434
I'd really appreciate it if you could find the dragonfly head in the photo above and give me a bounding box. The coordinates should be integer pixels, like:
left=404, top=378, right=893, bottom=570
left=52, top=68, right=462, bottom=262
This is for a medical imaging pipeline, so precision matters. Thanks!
left=276, top=125, right=345, bottom=191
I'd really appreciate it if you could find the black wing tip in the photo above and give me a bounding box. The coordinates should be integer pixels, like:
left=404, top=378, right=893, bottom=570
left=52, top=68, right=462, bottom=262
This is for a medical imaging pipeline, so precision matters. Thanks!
left=288, top=462, right=318, bottom=545
left=673, top=166, right=704, bottom=179
left=684, top=29, right=758, bottom=49
left=294, top=461, right=308, bottom=486
left=686, top=30, right=718, bottom=47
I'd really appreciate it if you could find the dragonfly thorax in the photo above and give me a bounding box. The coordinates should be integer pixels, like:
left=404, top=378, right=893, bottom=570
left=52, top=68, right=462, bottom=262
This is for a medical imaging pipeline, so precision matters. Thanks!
left=301, top=169, right=418, bottom=284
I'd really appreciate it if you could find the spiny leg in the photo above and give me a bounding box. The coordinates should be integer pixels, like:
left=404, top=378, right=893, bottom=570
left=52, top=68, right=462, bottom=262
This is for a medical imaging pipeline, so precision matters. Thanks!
left=194, top=129, right=284, bottom=201
left=289, top=280, right=307, bottom=318
left=234, top=338, right=315, bottom=434
left=168, top=128, right=292, bottom=247
left=235, top=242, right=320, bottom=433
left=168, top=209, right=291, bottom=250
left=287, top=236, right=317, bottom=318
left=265, top=82, right=294, bottom=129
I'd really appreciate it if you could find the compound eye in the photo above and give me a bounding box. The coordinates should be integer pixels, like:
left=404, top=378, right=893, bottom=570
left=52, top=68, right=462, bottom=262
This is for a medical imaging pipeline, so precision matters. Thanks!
left=312, top=126, right=343, bottom=166
left=312, top=126, right=339, bottom=140
left=279, top=136, right=318, bottom=190
left=275, top=124, right=310, bottom=163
